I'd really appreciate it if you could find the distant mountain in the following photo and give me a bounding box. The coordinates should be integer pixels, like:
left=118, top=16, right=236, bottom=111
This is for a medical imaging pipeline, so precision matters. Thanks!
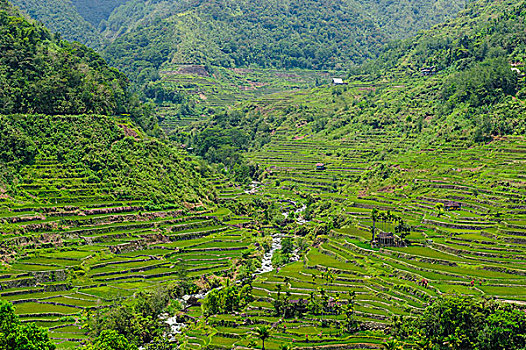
left=9, top=0, right=469, bottom=80
left=9, top=0, right=104, bottom=48
left=9, top=0, right=131, bottom=48
left=102, top=0, right=469, bottom=80
left=71, top=0, right=129, bottom=27
left=180, top=0, right=526, bottom=163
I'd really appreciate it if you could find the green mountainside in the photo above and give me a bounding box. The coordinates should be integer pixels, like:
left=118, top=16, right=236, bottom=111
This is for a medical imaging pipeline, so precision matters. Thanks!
left=180, top=0, right=526, bottom=164
left=8, top=0, right=469, bottom=82
left=70, top=0, right=129, bottom=27
left=97, top=0, right=470, bottom=126
left=0, top=0, right=213, bottom=206
left=0, top=0, right=161, bottom=133
left=9, top=0, right=103, bottom=48
left=0, top=0, right=123, bottom=115
left=1, top=0, right=526, bottom=349
left=6, top=0, right=470, bottom=115
left=102, top=0, right=468, bottom=75
left=9, top=0, right=130, bottom=48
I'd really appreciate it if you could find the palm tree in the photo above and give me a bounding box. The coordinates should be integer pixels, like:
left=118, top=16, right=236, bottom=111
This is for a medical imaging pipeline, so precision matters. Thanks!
left=383, top=338, right=401, bottom=350
left=284, top=276, right=291, bottom=287
left=251, top=325, right=271, bottom=350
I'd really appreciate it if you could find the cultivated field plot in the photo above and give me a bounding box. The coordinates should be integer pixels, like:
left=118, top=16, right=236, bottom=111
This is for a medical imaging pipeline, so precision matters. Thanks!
left=0, top=158, right=256, bottom=349
left=184, top=134, right=525, bottom=349
left=156, top=66, right=341, bottom=132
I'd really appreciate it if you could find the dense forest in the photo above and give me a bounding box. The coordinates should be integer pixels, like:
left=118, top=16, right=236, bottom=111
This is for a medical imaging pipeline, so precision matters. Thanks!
left=0, top=0, right=160, bottom=133
left=9, top=0, right=469, bottom=84
left=9, top=0, right=103, bottom=48
left=102, top=0, right=468, bottom=78
left=10, top=0, right=130, bottom=47
left=70, top=0, right=129, bottom=27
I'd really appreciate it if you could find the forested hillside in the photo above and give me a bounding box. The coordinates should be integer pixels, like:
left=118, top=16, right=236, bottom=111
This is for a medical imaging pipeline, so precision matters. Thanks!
left=103, top=0, right=468, bottom=77
left=71, top=0, right=129, bottom=27
left=7, top=0, right=469, bottom=81
left=9, top=0, right=103, bottom=48
left=0, top=0, right=161, bottom=133
left=178, top=0, right=526, bottom=169
left=0, top=0, right=213, bottom=207
left=10, top=0, right=130, bottom=47
left=369, top=0, right=526, bottom=74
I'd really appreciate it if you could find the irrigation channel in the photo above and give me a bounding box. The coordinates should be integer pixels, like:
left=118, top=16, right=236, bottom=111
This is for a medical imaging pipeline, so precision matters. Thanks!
left=165, top=201, right=307, bottom=337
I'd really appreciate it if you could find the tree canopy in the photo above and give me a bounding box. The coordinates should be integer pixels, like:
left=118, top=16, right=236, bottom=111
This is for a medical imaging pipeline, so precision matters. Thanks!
left=392, top=295, right=526, bottom=350
left=0, top=299, right=56, bottom=350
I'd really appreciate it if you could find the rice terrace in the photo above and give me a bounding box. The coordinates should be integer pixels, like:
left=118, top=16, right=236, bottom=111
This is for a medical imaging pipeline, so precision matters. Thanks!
left=1, top=0, right=526, bottom=349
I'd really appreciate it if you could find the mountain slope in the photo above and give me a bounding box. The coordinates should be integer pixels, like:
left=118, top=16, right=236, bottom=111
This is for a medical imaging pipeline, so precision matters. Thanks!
left=0, top=114, right=214, bottom=206
left=0, top=0, right=163, bottom=134
left=0, top=0, right=124, bottom=115
left=103, top=0, right=468, bottom=78
left=9, top=0, right=131, bottom=47
left=9, top=0, right=103, bottom=48
left=370, top=0, right=526, bottom=74
left=0, top=0, right=214, bottom=207
left=177, top=0, right=526, bottom=170
left=71, top=0, right=129, bottom=27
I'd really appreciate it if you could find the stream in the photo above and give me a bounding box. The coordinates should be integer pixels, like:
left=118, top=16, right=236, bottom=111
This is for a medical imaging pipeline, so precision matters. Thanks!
left=165, top=234, right=282, bottom=336
left=165, top=201, right=307, bottom=336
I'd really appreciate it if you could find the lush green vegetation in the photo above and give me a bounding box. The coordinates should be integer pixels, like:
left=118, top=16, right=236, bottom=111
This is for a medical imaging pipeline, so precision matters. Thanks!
left=0, top=114, right=212, bottom=206
left=0, top=0, right=157, bottom=133
left=392, top=295, right=526, bottom=349
left=0, top=299, right=56, bottom=349
left=101, top=0, right=467, bottom=83
left=71, top=0, right=129, bottom=27
left=178, top=0, right=526, bottom=167
left=10, top=0, right=103, bottom=48
left=11, top=0, right=470, bottom=115
left=1, top=0, right=526, bottom=349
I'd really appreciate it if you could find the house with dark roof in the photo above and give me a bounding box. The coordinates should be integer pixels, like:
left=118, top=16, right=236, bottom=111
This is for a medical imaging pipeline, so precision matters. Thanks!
left=377, top=232, right=396, bottom=246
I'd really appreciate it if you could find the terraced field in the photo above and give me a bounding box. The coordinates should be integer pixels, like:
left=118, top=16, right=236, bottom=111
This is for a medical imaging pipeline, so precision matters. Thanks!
left=178, top=134, right=525, bottom=348
left=3, top=131, right=525, bottom=349
left=2, top=128, right=525, bottom=350
left=0, top=157, right=259, bottom=349
left=155, top=65, right=341, bottom=132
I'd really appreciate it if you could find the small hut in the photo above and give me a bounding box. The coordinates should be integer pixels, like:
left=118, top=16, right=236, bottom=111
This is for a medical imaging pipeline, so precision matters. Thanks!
left=332, top=78, right=346, bottom=85
left=316, top=163, right=326, bottom=170
left=377, top=232, right=395, bottom=246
